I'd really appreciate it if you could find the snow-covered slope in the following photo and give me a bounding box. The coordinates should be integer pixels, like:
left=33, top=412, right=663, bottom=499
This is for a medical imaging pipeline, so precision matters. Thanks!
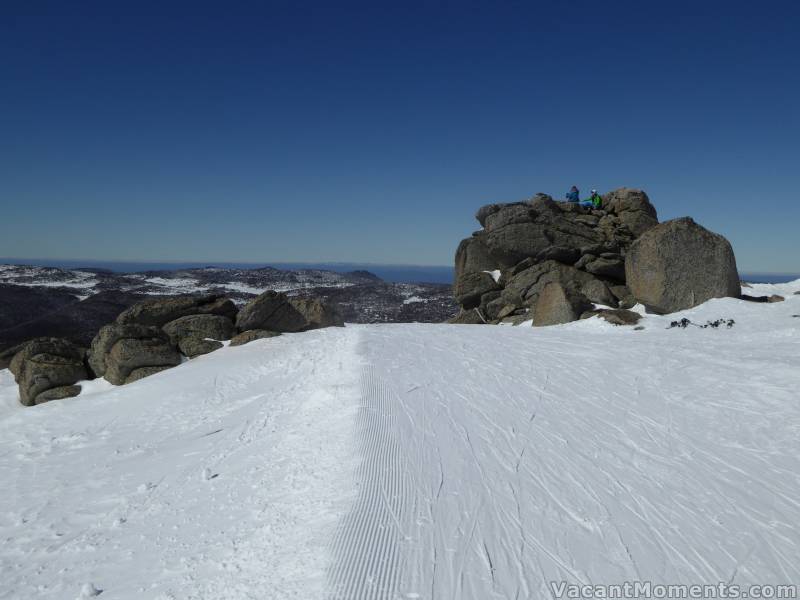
left=1, top=284, right=799, bottom=599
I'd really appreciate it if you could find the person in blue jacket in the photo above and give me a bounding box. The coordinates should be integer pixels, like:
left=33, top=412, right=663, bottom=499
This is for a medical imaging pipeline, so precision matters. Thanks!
left=565, top=185, right=580, bottom=202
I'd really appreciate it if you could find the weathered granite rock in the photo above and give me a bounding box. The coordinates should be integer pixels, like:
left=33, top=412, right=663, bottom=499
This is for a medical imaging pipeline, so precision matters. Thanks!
left=625, top=217, right=740, bottom=314
left=453, top=188, right=660, bottom=321
left=177, top=336, right=224, bottom=358
left=125, top=365, right=175, bottom=384
left=89, top=323, right=181, bottom=385
left=35, top=384, right=82, bottom=404
left=236, top=291, right=343, bottom=332
left=162, top=314, right=235, bottom=347
left=116, top=295, right=237, bottom=328
left=229, top=329, right=282, bottom=347
left=533, top=283, right=593, bottom=327
left=602, top=188, right=659, bottom=237
left=11, top=338, right=87, bottom=406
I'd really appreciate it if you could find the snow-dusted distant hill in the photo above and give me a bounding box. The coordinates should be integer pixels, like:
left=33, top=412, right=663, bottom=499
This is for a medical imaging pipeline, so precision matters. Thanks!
left=1, top=263, right=401, bottom=300
left=1, top=280, right=798, bottom=599
left=0, top=263, right=457, bottom=350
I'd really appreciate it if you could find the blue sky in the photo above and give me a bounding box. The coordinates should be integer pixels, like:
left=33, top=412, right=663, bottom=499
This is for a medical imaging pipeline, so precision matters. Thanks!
left=1, top=1, right=798, bottom=272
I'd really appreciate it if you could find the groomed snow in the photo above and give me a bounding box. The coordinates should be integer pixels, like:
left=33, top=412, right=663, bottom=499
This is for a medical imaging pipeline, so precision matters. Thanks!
left=0, top=330, right=361, bottom=599
left=1, top=285, right=799, bottom=599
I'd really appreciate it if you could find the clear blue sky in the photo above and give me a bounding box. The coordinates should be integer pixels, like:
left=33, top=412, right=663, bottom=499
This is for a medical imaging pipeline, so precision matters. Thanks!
left=1, top=1, right=798, bottom=272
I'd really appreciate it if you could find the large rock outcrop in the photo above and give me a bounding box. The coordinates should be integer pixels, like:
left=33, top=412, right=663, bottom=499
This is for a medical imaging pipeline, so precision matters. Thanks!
left=236, top=291, right=343, bottom=332
left=625, top=217, right=741, bottom=313
left=453, top=188, right=658, bottom=325
left=9, top=338, right=87, bottom=406
left=453, top=188, right=744, bottom=325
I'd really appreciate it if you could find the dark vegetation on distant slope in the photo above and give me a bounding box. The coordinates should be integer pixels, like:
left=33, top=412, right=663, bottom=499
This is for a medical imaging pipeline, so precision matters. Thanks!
left=0, top=266, right=457, bottom=353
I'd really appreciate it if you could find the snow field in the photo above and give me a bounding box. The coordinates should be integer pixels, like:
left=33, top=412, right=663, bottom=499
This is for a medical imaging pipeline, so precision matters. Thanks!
left=0, top=328, right=361, bottom=600
left=0, top=281, right=798, bottom=599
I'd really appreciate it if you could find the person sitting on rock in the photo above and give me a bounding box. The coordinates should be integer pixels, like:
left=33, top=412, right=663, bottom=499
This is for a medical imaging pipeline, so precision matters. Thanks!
left=579, top=189, right=599, bottom=208
left=565, top=185, right=580, bottom=203
left=589, top=189, right=602, bottom=209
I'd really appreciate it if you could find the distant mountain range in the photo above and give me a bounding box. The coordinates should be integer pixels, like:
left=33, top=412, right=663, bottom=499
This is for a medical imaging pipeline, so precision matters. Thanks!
left=0, top=263, right=457, bottom=352
left=0, top=259, right=455, bottom=284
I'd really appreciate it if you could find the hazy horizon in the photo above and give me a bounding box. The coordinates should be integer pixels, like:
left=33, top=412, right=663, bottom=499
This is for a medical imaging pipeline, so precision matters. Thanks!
left=2, top=257, right=799, bottom=286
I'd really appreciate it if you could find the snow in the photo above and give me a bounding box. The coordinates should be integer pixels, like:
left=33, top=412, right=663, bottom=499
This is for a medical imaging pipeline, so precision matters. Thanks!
left=483, top=269, right=502, bottom=283
left=141, top=277, right=210, bottom=295
left=0, top=330, right=360, bottom=599
left=742, top=277, right=800, bottom=298
left=0, top=267, right=98, bottom=292
left=1, top=291, right=799, bottom=598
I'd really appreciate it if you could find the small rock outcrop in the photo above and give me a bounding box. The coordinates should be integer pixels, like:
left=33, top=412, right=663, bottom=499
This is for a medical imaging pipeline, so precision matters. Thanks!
left=89, top=323, right=181, bottom=385
left=162, top=314, right=236, bottom=358
left=116, top=295, right=238, bottom=328
left=9, top=338, right=87, bottom=406
left=236, top=291, right=343, bottom=332
left=229, top=329, right=282, bottom=347
left=625, top=217, right=741, bottom=314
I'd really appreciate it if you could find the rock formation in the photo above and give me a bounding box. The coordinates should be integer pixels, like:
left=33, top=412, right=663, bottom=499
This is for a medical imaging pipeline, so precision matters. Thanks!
left=452, top=188, right=658, bottom=325
left=236, top=291, right=344, bottom=332
left=452, top=188, right=741, bottom=325
left=5, top=289, right=343, bottom=405
left=89, top=323, right=182, bottom=385
left=162, top=314, right=236, bottom=358
left=9, top=337, right=87, bottom=406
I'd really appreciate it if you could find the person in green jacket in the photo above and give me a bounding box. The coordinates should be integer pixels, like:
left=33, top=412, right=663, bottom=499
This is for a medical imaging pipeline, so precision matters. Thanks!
left=589, top=189, right=602, bottom=209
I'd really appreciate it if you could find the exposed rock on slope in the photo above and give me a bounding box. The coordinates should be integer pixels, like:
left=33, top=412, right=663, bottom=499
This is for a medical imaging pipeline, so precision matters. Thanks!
left=9, top=338, right=87, bottom=406
left=116, top=294, right=238, bottom=328
left=89, top=323, right=182, bottom=384
left=452, top=188, right=741, bottom=325
left=452, top=188, right=658, bottom=324
left=533, top=282, right=593, bottom=327
left=236, top=291, right=344, bottom=332
left=5, top=287, right=344, bottom=404
left=625, top=217, right=741, bottom=314
left=162, top=314, right=236, bottom=358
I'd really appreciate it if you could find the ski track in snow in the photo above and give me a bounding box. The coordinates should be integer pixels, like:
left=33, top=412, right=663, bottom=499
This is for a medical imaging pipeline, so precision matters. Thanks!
left=1, top=288, right=799, bottom=599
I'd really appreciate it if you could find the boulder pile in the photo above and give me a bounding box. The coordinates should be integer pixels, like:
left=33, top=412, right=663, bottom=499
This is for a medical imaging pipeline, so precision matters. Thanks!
left=5, top=290, right=342, bottom=406
left=451, top=188, right=741, bottom=325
